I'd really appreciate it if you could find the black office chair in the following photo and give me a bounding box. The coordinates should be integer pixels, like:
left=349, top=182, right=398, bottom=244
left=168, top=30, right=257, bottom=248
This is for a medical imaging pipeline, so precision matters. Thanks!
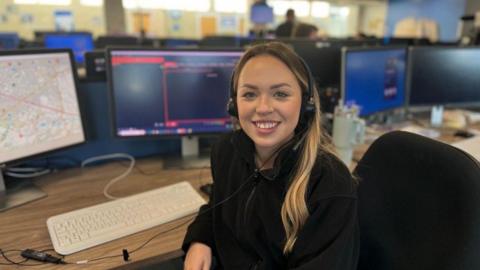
left=354, top=131, right=480, bottom=270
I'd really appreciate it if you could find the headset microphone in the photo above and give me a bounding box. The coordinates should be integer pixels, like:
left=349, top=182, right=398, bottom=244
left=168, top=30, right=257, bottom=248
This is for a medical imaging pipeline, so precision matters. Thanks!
left=293, top=132, right=307, bottom=152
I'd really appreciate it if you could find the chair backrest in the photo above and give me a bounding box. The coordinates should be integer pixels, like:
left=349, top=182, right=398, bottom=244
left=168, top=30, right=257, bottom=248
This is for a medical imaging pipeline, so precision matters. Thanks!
left=354, top=131, right=480, bottom=270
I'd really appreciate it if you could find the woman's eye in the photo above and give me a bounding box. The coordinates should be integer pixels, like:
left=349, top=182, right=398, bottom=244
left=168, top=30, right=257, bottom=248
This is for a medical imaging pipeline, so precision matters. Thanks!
left=274, top=91, right=289, bottom=98
left=241, top=92, right=256, bottom=99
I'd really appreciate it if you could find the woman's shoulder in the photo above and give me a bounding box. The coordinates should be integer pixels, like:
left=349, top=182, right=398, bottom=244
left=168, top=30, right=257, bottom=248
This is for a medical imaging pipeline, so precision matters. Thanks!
left=307, top=151, right=357, bottom=201
left=211, top=131, right=237, bottom=155
left=211, top=130, right=251, bottom=164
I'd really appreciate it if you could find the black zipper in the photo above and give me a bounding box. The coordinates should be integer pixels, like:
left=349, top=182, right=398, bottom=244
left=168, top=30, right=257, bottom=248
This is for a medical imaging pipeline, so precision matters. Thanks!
left=243, top=178, right=259, bottom=228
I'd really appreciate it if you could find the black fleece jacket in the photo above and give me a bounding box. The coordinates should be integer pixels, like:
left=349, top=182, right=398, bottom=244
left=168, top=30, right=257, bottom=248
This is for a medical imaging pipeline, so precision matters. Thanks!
left=183, top=130, right=359, bottom=269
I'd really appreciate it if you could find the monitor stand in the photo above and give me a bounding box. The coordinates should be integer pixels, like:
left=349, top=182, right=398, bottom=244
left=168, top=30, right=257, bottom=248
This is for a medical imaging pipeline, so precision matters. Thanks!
left=0, top=168, right=47, bottom=212
left=163, top=136, right=210, bottom=169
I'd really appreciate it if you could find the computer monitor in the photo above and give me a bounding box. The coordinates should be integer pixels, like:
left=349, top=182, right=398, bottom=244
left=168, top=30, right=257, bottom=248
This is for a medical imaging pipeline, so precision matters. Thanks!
left=43, top=32, right=94, bottom=64
left=283, top=39, right=342, bottom=89
left=95, top=36, right=139, bottom=49
left=342, top=47, right=407, bottom=117
left=107, top=48, right=243, bottom=161
left=250, top=4, right=274, bottom=24
left=199, top=36, right=242, bottom=48
left=0, top=49, right=86, bottom=211
left=407, top=47, right=480, bottom=107
left=162, top=38, right=199, bottom=48
left=383, top=37, right=431, bottom=46
left=0, top=33, right=20, bottom=50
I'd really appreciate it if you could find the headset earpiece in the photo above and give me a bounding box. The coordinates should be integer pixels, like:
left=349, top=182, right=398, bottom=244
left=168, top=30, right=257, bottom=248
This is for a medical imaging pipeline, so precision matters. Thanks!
left=227, top=98, right=238, bottom=117
left=298, top=57, right=316, bottom=126
left=227, top=70, right=238, bottom=117
left=304, top=97, right=315, bottom=114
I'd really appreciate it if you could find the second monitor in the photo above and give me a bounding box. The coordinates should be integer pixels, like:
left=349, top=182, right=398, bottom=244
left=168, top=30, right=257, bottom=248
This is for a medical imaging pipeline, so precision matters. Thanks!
left=342, top=47, right=407, bottom=117
left=107, top=48, right=243, bottom=162
left=43, top=32, right=94, bottom=65
left=108, top=48, right=243, bottom=137
left=407, top=46, right=480, bottom=107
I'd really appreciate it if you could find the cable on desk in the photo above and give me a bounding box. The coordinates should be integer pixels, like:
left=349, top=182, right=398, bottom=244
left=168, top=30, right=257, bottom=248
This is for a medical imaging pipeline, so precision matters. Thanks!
left=69, top=153, right=278, bottom=264
left=0, top=248, right=58, bottom=266
left=4, top=169, right=52, bottom=178
left=118, top=160, right=163, bottom=176
left=81, top=153, right=135, bottom=200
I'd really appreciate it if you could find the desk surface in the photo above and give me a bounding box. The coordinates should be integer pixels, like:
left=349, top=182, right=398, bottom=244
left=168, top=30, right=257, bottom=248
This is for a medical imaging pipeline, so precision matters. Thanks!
left=0, top=159, right=212, bottom=270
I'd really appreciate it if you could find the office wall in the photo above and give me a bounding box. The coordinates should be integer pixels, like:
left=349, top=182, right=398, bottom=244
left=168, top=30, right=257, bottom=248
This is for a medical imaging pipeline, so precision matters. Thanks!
left=0, top=0, right=105, bottom=39
left=386, top=0, right=466, bottom=41
left=123, top=10, right=246, bottom=39
left=359, top=4, right=387, bottom=37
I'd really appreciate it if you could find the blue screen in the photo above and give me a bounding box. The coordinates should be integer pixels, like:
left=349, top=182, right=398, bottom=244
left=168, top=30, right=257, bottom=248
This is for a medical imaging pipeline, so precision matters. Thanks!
left=344, top=48, right=406, bottom=116
left=44, top=34, right=94, bottom=64
left=250, top=5, right=274, bottom=24
left=0, top=33, right=19, bottom=50
left=109, top=49, right=243, bottom=137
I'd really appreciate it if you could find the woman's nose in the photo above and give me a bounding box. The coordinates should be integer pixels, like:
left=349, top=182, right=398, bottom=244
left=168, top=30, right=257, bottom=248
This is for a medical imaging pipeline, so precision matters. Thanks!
left=256, top=95, right=273, bottom=114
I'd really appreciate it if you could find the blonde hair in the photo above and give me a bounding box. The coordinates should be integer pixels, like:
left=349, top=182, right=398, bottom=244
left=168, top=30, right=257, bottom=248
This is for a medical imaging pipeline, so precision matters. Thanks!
left=232, top=42, right=337, bottom=254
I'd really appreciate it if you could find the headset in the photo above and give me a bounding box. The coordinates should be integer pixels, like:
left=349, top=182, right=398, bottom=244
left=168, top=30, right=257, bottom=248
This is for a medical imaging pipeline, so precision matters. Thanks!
left=227, top=56, right=316, bottom=128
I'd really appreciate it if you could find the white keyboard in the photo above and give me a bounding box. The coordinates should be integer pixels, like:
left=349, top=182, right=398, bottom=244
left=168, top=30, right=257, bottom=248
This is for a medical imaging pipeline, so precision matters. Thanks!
left=47, top=181, right=206, bottom=255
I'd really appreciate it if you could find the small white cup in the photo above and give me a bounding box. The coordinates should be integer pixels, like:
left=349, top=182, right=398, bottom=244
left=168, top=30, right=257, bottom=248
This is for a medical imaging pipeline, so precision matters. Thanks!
left=332, top=115, right=365, bottom=166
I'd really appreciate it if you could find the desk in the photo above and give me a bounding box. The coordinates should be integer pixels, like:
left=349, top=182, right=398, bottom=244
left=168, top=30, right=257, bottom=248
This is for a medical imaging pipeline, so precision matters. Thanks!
left=0, top=159, right=212, bottom=270
left=352, top=121, right=480, bottom=169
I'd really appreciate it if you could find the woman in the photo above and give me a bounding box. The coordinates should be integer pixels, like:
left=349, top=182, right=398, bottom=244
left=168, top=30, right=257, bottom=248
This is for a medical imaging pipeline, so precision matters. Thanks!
left=183, top=42, right=359, bottom=270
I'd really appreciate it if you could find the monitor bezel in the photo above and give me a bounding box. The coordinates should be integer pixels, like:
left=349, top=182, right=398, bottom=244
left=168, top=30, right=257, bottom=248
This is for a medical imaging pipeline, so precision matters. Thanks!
left=106, top=46, right=244, bottom=140
left=406, top=46, right=480, bottom=108
left=341, top=46, right=408, bottom=117
left=0, top=48, right=87, bottom=167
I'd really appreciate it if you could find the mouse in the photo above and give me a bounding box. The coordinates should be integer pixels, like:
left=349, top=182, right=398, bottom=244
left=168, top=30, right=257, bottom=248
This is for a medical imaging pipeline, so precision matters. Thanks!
left=200, top=183, right=213, bottom=196
left=454, top=130, right=475, bottom=138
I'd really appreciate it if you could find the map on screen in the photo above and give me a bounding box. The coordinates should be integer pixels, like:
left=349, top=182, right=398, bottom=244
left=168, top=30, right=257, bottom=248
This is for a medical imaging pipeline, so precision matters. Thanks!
left=0, top=52, right=85, bottom=164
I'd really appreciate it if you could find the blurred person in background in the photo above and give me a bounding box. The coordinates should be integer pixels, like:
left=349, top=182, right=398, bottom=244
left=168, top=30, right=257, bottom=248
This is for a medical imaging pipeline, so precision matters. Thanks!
left=275, top=9, right=296, bottom=37
left=293, top=23, right=319, bottom=39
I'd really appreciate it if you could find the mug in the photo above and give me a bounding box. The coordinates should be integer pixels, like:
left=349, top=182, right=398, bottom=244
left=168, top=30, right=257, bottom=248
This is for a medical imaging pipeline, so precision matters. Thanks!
left=332, top=115, right=365, bottom=166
